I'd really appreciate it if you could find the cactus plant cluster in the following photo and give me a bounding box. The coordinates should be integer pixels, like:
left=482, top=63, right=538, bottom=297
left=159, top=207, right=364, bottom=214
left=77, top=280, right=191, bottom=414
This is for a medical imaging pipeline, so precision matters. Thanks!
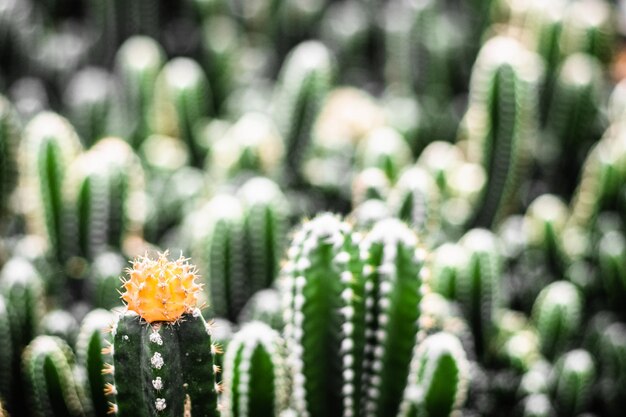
left=1, top=0, right=626, bottom=416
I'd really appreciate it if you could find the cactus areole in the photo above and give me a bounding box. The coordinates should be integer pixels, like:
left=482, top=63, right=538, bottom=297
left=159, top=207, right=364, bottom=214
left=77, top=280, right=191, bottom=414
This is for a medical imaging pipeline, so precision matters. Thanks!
left=121, top=252, right=203, bottom=323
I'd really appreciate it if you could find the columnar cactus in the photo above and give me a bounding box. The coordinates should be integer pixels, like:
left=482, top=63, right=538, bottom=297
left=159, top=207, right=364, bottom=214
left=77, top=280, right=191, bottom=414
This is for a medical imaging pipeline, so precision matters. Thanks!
left=0, top=295, right=12, bottom=407
left=532, top=281, right=582, bottom=360
left=19, top=112, right=83, bottom=260
left=461, top=36, right=541, bottom=227
left=114, top=36, right=165, bottom=148
left=273, top=41, right=334, bottom=184
left=551, top=349, right=595, bottom=416
left=280, top=213, right=363, bottom=417
left=75, top=309, right=115, bottom=417
left=22, top=335, right=90, bottom=417
left=0, top=95, right=19, bottom=223
left=107, top=252, right=221, bottom=417
left=598, top=231, right=626, bottom=307
left=429, top=243, right=468, bottom=300
left=398, top=332, right=470, bottom=417
left=359, top=218, right=430, bottom=417
left=88, top=251, right=126, bottom=309
left=222, top=322, right=289, bottom=417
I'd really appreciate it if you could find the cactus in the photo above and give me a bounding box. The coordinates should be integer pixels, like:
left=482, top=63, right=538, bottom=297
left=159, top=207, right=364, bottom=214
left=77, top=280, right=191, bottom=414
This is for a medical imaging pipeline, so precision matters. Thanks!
left=521, top=394, right=555, bottom=417
left=560, top=0, right=615, bottom=65
left=114, top=36, right=165, bottom=148
left=22, top=335, right=90, bottom=417
left=19, top=112, right=83, bottom=260
left=238, top=177, right=289, bottom=292
left=457, top=229, right=503, bottom=357
left=153, top=57, right=212, bottom=167
left=108, top=252, right=220, bottom=417
left=75, top=309, right=115, bottom=417
left=238, top=288, right=284, bottom=331
left=0, top=95, right=20, bottom=224
left=532, top=281, right=582, bottom=360
left=191, top=194, right=247, bottom=321
left=88, top=251, right=126, bottom=309
left=273, top=41, right=334, bottom=184
left=0, top=295, right=12, bottom=407
left=355, top=127, right=413, bottom=183
left=41, top=309, right=79, bottom=346
left=462, top=36, right=541, bottom=227
left=351, top=168, right=391, bottom=209
left=221, top=322, right=289, bottom=417
left=429, top=243, right=468, bottom=300
left=551, top=350, right=595, bottom=416
left=280, top=213, right=364, bottom=417
left=398, top=332, right=470, bottom=417
left=598, top=231, right=626, bottom=307
left=359, top=218, right=430, bottom=417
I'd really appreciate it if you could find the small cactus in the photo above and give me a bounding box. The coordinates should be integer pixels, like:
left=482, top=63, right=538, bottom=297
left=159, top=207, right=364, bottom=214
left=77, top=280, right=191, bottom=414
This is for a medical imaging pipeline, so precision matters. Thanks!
left=221, top=322, right=289, bottom=417
left=88, top=251, right=126, bottom=310
left=238, top=288, right=285, bottom=332
left=551, top=349, right=595, bottom=416
left=355, top=127, right=413, bottom=183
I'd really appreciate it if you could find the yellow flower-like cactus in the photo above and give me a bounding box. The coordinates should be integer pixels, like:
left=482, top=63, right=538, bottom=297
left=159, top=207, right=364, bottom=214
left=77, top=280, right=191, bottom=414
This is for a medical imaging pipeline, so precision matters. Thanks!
left=121, top=252, right=203, bottom=323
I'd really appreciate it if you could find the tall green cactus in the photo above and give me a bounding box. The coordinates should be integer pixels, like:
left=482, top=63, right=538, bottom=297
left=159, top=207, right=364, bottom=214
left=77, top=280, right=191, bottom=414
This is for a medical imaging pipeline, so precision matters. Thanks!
left=457, top=229, right=503, bottom=357
left=532, top=281, right=582, bottom=360
left=22, top=335, right=90, bottom=417
left=551, top=349, right=595, bottom=416
left=280, top=213, right=364, bottom=417
left=360, top=218, right=430, bottom=417
left=20, top=112, right=83, bottom=261
left=153, top=57, right=212, bottom=167
left=461, top=36, right=542, bottom=227
left=222, top=321, right=289, bottom=417
left=273, top=41, right=334, bottom=184
left=114, top=36, right=165, bottom=149
left=75, top=309, right=115, bottom=417
left=0, top=95, right=19, bottom=224
left=398, top=332, right=470, bottom=417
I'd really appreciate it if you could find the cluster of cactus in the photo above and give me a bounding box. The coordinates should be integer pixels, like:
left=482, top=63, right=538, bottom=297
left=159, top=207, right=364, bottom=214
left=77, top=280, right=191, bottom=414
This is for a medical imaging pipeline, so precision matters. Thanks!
left=1, top=0, right=626, bottom=416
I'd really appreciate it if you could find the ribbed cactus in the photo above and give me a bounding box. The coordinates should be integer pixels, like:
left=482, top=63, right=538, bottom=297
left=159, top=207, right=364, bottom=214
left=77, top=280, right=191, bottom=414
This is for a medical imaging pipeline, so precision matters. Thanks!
left=551, top=349, right=595, bottom=416
left=398, top=332, right=470, bottom=417
left=457, top=229, right=503, bottom=357
left=280, top=213, right=363, bottom=417
left=429, top=243, right=468, bottom=300
left=191, top=194, right=247, bottom=321
left=222, top=322, right=289, bottom=417
left=273, top=41, right=334, bottom=184
left=360, top=218, right=430, bottom=417
left=532, top=281, right=582, bottom=360
left=238, top=288, right=284, bottom=331
left=153, top=57, right=212, bottom=167
left=462, top=36, right=541, bottom=227
left=598, top=231, right=626, bottom=308
left=22, top=335, right=90, bottom=417
left=107, top=252, right=220, bottom=417
left=0, top=95, right=19, bottom=224
left=75, top=309, right=115, bottom=417
left=114, top=36, right=165, bottom=148
left=19, top=112, right=83, bottom=260
left=88, top=251, right=126, bottom=309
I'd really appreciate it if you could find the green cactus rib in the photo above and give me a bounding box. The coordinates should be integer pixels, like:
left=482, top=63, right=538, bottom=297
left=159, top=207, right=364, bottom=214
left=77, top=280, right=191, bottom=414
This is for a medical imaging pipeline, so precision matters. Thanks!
left=532, top=281, right=582, bottom=360
left=238, top=177, right=289, bottom=293
left=280, top=213, right=364, bottom=417
left=273, top=41, right=334, bottom=184
left=22, top=335, right=90, bottom=417
left=457, top=229, right=502, bottom=358
left=115, top=36, right=165, bottom=149
left=463, top=37, right=541, bottom=228
left=76, top=309, right=115, bottom=417
left=0, top=95, right=19, bottom=222
left=222, top=322, right=288, bottom=417
left=0, top=296, right=12, bottom=406
left=109, top=311, right=220, bottom=417
left=398, top=332, right=470, bottom=417
left=552, top=349, right=595, bottom=416
left=192, top=194, right=247, bottom=321
left=360, top=218, right=429, bottom=417
left=20, top=112, right=82, bottom=260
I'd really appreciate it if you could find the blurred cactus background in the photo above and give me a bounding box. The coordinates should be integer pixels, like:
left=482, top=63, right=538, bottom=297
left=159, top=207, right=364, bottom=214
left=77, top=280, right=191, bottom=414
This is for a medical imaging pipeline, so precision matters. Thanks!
left=1, top=0, right=626, bottom=416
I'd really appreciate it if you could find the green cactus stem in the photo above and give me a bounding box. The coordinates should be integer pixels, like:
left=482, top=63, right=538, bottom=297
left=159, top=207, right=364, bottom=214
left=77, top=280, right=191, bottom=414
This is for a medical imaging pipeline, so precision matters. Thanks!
left=0, top=95, right=19, bottom=224
left=551, top=349, right=595, bottom=416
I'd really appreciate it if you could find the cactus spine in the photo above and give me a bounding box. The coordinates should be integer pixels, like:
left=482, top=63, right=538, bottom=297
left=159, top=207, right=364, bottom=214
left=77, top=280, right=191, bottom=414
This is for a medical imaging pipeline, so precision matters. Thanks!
left=222, top=322, right=289, bottom=417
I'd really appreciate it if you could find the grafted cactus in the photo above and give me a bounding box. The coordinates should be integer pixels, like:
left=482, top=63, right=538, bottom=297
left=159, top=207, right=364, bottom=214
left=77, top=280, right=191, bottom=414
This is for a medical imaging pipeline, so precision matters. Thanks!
left=153, top=57, right=212, bottom=166
left=457, top=229, right=503, bottom=357
left=551, top=350, right=595, bottom=416
left=398, top=332, right=470, bottom=417
left=107, top=252, right=220, bottom=417
left=191, top=194, right=247, bottom=321
left=75, top=309, right=115, bottom=417
left=532, top=281, right=582, bottom=360
left=273, top=41, right=334, bottom=184
left=22, top=335, right=90, bottom=417
left=461, top=36, right=542, bottom=227
left=0, top=95, right=20, bottom=223
left=360, top=218, right=430, bottom=417
left=280, top=213, right=363, bottom=417
left=19, top=112, right=82, bottom=260
left=114, top=36, right=165, bottom=148
left=222, top=322, right=289, bottom=417
left=238, top=177, right=289, bottom=292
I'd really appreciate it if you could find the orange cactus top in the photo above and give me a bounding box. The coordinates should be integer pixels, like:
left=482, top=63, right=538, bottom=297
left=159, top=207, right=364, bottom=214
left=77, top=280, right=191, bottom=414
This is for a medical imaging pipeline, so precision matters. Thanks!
left=121, top=252, right=203, bottom=323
